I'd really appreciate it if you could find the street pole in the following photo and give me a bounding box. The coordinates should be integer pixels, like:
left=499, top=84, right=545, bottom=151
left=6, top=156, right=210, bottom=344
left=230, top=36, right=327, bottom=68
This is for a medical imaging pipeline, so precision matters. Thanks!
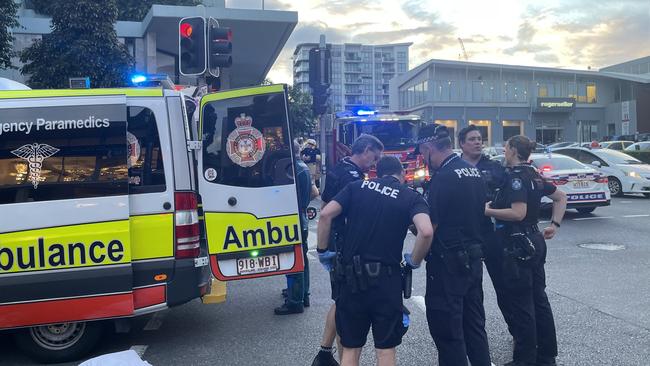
left=318, top=34, right=327, bottom=189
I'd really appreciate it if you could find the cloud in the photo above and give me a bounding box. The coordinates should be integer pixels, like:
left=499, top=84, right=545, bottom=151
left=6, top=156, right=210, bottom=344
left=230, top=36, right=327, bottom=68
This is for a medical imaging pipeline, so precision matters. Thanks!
left=534, top=53, right=560, bottom=63
left=503, top=21, right=551, bottom=55
left=316, top=0, right=380, bottom=15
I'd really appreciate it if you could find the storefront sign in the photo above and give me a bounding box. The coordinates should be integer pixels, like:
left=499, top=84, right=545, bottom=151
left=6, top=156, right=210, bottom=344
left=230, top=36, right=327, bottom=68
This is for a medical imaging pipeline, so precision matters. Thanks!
left=536, top=98, right=575, bottom=113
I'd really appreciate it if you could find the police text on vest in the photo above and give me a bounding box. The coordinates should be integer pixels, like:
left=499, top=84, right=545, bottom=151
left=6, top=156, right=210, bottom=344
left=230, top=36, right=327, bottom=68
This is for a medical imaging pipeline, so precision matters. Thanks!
left=361, top=180, right=400, bottom=198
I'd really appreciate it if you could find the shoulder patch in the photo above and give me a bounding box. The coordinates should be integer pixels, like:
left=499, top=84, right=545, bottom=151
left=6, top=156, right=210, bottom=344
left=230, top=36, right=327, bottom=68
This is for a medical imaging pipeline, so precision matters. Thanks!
left=511, top=178, right=522, bottom=191
left=349, top=170, right=359, bottom=178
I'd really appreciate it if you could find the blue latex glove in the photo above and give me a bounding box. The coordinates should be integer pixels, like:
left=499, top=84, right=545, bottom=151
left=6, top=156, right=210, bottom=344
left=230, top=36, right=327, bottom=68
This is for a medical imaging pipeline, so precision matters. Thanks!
left=403, top=253, right=420, bottom=269
left=318, top=251, right=337, bottom=271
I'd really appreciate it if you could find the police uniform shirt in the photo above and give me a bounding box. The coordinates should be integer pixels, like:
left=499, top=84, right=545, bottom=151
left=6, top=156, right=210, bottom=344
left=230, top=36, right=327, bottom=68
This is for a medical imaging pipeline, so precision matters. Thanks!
left=321, top=157, right=364, bottom=203
left=427, top=154, right=486, bottom=244
left=332, top=176, right=429, bottom=266
left=474, top=155, right=506, bottom=229
left=494, top=164, right=556, bottom=226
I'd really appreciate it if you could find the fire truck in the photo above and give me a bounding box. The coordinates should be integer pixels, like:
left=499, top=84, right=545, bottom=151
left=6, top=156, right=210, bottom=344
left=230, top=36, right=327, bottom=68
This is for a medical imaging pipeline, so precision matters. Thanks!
left=332, top=110, right=428, bottom=186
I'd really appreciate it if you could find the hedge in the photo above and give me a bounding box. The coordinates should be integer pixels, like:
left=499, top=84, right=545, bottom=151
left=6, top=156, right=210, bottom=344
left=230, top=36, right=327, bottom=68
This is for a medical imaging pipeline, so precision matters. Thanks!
left=625, top=151, right=650, bottom=164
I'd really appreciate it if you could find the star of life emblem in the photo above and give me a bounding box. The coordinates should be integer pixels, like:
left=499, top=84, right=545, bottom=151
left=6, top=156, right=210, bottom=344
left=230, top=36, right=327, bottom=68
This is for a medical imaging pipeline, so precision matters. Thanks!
left=226, top=113, right=265, bottom=167
left=11, top=143, right=60, bottom=189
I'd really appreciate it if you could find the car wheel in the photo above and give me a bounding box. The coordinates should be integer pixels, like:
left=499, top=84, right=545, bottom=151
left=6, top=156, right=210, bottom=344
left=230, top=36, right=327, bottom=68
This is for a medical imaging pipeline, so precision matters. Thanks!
left=577, top=207, right=596, bottom=214
left=14, top=321, right=104, bottom=363
left=608, top=177, right=623, bottom=197
left=644, top=193, right=650, bottom=199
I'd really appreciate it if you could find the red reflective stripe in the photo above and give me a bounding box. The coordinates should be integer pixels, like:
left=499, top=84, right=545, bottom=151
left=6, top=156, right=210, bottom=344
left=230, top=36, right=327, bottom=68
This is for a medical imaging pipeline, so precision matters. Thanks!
left=0, top=293, right=132, bottom=329
left=133, top=285, right=166, bottom=309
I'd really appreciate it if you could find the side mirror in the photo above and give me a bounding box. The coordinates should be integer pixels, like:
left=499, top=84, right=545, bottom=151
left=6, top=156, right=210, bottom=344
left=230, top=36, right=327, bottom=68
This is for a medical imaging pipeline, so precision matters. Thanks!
left=591, top=161, right=602, bottom=168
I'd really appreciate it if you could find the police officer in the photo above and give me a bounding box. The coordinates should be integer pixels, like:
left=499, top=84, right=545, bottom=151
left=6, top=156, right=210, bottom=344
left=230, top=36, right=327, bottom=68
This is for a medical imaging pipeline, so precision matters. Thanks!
left=317, top=156, right=433, bottom=366
left=457, top=126, right=513, bottom=332
left=311, top=134, right=384, bottom=366
left=416, top=124, right=491, bottom=366
left=484, top=135, right=567, bottom=366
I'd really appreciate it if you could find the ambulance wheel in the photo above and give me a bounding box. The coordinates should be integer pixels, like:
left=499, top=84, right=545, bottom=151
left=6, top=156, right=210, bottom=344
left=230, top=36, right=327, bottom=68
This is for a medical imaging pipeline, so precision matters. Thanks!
left=14, top=321, right=104, bottom=363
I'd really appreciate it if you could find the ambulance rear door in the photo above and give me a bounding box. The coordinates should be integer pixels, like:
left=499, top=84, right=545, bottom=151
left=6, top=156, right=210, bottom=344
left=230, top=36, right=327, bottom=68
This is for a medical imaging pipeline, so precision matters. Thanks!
left=197, top=84, right=304, bottom=281
left=0, top=93, right=133, bottom=329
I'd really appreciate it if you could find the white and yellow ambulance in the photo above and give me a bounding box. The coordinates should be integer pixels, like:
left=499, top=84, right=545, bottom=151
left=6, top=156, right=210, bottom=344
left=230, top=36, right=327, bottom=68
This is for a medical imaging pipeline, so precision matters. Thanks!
left=0, top=84, right=304, bottom=363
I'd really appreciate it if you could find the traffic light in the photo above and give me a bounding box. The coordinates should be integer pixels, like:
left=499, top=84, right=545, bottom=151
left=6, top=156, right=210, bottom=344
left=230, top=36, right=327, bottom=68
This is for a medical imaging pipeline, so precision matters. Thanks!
left=179, top=16, right=206, bottom=76
left=208, top=17, right=232, bottom=77
left=309, top=47, right=331, bottom=90
left=312, top=86, right=330, bottom=116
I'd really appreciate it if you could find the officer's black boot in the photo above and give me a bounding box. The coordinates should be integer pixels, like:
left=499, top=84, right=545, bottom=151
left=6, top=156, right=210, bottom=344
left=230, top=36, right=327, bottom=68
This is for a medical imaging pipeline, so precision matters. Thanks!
left=311, top=350, right=339, bottom=366
left=503, top=361, right=535, bottom=366
left=273, top=301, right=303, bottom=315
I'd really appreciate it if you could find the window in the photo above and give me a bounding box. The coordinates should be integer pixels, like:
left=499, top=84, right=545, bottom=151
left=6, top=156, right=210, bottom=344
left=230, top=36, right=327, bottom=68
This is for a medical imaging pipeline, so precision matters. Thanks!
left=576, top=82, right=597, bottom=103
left=0, top=105, right=129, bottom=204
left=586, top=83, right=597, bottom=103
left=577, top=120, right=599, bottom=143
left=128, top=107, right=166, bottom=194
left=397, top=52, right=406, bottom=62
left=502, top=120, right=524, bottom=142
left=201, top=92, right=293, bottom=188
left=397, top=63, right=407, bottom=72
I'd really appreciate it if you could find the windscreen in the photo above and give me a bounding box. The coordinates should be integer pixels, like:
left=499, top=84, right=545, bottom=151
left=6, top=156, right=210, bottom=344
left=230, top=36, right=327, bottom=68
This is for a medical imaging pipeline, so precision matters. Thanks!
left=356, top=120, right=416, bottom=148
left=593, top=149, right=643, bottom=164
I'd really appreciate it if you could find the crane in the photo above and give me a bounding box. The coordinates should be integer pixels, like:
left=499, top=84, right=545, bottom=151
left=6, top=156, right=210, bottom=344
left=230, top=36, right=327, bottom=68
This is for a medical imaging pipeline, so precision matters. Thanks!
left=458, top=37, right=468, bottom=61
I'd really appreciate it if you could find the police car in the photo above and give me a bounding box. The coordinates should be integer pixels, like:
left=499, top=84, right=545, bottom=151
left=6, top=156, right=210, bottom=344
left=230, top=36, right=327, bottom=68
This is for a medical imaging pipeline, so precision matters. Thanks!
left=528, top=153, right=611, bottom=213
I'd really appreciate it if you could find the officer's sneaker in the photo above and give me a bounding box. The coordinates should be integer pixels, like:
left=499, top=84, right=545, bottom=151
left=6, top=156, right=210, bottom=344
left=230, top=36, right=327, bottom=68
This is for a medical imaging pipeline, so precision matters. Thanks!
left=311, top=350, right=339, bottom=366
left=273, top=302, right=303, bottom=315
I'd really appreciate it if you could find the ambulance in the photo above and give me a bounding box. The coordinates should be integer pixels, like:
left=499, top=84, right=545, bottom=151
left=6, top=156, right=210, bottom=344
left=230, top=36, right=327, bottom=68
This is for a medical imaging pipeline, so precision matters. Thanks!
left=0, top=84, right=304, bottom=363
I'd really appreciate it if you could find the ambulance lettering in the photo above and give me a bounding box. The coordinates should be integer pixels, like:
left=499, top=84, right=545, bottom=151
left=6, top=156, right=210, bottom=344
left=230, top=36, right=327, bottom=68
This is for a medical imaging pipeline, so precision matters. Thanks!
left=223, top=221, right=300, bottom=250
left=0, top=238, right=125, bottom=273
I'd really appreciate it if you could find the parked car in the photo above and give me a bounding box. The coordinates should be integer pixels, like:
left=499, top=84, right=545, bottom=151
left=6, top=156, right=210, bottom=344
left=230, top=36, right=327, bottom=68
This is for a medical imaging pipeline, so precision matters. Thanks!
left=553, top=147, right=650, bottom=197
left=547, top=141, right=577, bottom=150
left=625, top=141, right=650, bottom=152
left=493, top=153, right=611, bottom=213
left=601, top=141, right=634, bottom=150
left=534, top=142, right=547, bottom=153
left=530, top=153, right=611, bottom=213
left=483, top=146, right=505, bottom=157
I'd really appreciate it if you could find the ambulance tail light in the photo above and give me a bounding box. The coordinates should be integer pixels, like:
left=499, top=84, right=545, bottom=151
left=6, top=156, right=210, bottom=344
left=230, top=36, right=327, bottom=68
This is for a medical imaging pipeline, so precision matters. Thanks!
left=175, top=192, right=200, bottom=259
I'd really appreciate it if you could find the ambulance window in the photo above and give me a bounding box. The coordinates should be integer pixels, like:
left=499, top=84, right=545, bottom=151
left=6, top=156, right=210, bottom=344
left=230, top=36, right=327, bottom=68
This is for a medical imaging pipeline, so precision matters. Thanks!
left=202, top=92, right=294, bottom=188
left=127, top=107, right=166, bottom=193
left=0, top=106, right=128, bottom=204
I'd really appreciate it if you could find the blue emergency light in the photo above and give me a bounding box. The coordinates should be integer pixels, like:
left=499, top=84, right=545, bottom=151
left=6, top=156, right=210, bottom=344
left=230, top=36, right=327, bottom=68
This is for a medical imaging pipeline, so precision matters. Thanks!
left=356, top=109, right=376, bottom=116
left=131, top=74, right=147, bottom=84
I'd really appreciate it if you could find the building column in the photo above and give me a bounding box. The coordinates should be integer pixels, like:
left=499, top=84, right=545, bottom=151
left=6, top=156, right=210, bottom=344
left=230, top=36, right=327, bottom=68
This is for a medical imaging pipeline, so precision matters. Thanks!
left=145, top=31, right=157, bottom=73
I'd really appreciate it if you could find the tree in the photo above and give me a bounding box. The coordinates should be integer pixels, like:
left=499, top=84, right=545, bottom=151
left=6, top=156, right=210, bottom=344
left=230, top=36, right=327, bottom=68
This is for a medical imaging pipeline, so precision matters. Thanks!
left=262, top=78, right=317, bottom=135
left=287, top=84, right=317, bottom=136
left=0, top=0, right=20, bottom=70
left=20, top=0, right=133, bottom=88
left=29, top=0, right=202, bottom=21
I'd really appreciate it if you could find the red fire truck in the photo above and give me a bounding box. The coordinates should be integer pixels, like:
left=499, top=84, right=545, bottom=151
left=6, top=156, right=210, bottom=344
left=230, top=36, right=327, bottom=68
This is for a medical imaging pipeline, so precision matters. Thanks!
left=332, top=110, right=428, bottom=186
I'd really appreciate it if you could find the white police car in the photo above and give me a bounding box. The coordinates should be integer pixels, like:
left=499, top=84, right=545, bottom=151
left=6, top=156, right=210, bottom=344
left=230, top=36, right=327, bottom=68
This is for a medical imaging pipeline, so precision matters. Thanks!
left=528, top=153, right=611, bottom=213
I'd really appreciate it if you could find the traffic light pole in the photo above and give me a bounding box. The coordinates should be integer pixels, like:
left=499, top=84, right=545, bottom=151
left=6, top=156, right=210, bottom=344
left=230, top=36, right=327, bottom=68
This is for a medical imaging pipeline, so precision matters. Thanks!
left=318, top=35, right=327, bottom=189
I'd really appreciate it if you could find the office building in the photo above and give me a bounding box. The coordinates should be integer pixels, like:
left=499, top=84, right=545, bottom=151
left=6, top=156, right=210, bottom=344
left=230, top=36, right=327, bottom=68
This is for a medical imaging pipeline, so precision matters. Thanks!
left=390, top=56, right=650, bottom=146
left=293, top=42, right=411, bottom=112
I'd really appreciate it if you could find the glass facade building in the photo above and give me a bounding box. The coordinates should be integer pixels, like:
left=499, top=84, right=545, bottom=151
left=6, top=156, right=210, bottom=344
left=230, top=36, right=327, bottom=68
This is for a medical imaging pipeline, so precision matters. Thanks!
left=390, top=57, right=650, bottom=146
left=293, top=43, right=411, bottom=113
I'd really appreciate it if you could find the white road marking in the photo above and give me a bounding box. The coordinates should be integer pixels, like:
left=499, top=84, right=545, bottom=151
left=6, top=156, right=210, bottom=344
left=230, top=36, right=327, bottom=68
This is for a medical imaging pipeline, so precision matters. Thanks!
left=623, top=214, right=650, bottom=218
left=573, top=216, right=615, bottom=221
left=129, top=345, right=148, bottom=358
left=143, top=311, right=166, bottom=331
left=409, top=295, right=426, bottom=314
left=619, top=201, right=632, bottom=203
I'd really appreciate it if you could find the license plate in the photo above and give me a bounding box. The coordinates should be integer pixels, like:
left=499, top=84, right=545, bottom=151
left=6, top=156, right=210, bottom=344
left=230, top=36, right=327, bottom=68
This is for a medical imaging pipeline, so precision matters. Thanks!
left=237, top=254, right=280, bottom=275
left=573, top=180, right=589, bottom=189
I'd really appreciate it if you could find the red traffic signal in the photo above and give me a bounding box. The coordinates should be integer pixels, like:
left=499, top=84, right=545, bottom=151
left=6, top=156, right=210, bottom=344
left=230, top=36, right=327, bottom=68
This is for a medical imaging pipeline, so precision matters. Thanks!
left=178, top=17, right=206, bottom=76
left=180, top=23, right=193, bottom=38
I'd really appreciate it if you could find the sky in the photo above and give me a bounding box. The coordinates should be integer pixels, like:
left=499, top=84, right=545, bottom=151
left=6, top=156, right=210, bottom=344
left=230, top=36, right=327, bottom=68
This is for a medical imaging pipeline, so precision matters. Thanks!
left=231, top=0, right=650, bottom=85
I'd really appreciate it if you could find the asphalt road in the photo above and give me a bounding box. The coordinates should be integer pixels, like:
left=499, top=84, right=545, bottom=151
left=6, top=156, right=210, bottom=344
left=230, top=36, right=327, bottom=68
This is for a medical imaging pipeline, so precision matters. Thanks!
left=2, top=196, right=649, bottom=365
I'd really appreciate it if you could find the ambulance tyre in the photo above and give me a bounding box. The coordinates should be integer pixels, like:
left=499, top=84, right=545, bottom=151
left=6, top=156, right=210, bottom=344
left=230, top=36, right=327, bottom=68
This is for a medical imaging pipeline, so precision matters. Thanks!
left=14, top=321, right=104, bottom=363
